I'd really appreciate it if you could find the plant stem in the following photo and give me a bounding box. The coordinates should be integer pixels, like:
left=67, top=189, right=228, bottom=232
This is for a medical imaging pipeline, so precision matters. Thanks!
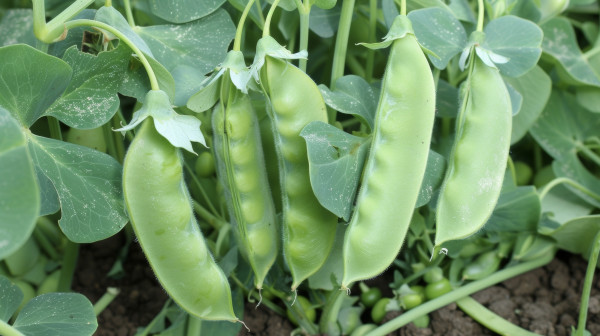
left=136, top=299, right=173, bottom=336
left=57, top=240, right=79, bottom=292
left=104, top=0, right=112, bottom=7
left=93, top=287, right=120, bottom=316
left=123, top=0, right=136, bottom=27
left=476, top=0, right=485, bottom=32
left=319, top=288, right=344, bottom=334
left=32, top=0, right=95, bottom=43
left=400, top=0, right=406, bottom=16
left=456, top=296, right=542, bottom=336
left=229, top=274, right=286, bottom=315
left=192, top=200, right=227, bottom=230
left=330, top=0, right=356, bottom=94
left=103, top=122, right=119, bottom=161
left=574, top=230, right=600, bottom=336
left=365, top=0, right=377, bottom=82
left=47, top=116, right=63, bottom=141
left=365, top=251, right=555, bottom=336
left=263, top=0, right=282, bottom=37
left=184, top=161, right=221, bottom=217
left=577, top=143, right=600, bottom=167
left=234, top=0, right=256, bottom=51
left=538, top=177, right=600, bottom=202
left=64, top=19, right=159, bottom=91
left=32, top=226, right=60, bottom=260
left=297, top=1, right=311, bottom=72
left=187, top=315, right=203, bottom=335
left=0, top=320, right=24, bottom=336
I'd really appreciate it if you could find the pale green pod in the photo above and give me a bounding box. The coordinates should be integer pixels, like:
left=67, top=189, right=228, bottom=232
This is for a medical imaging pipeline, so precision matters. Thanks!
left=123, top=119, right=237, bottom=321
left=435, top=57, right=512, bottom=247
left=212, top=77, right=278, bottom=290
left=260, top=52, right=338, bottom=291
left=341, top=16, right=436, bottom=289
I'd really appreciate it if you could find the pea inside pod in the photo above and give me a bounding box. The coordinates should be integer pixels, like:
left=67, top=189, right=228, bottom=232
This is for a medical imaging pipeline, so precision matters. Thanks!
left=341, top=15, right=436, bottom=289
left=123, top=118, right=237, bottom=321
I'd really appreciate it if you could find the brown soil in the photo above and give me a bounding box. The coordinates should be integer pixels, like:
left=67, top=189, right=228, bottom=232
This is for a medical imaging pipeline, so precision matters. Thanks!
left=73, top=233, right=598, bottom=336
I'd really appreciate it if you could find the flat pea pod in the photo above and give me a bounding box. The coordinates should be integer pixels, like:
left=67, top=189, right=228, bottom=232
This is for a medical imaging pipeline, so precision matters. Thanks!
left=435, top=56, right=512, bottom=247
left=341, top=15, right=436, bottom=288
left=123, top=119, right=237, bottom=321
left=212, top=75, right=278, bottom=290
left=462, top=250, right=502, bottom=280
left=259, top=42, right=337, bottom=290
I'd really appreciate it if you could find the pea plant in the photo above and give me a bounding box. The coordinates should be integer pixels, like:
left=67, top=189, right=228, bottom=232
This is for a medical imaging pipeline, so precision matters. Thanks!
left=1, top=0, right=600, bottom=335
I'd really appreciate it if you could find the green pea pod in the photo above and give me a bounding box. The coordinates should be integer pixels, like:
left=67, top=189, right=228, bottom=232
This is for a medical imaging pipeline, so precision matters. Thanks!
left=341, top=15, right=436, bottom=288
left=123, top=119, right=237, bottom=321
left=259, top=45, right=338, bottom=291
left=462, top=250, right=502, bottom=280
left=435, top=55, right=512, bottom=247
left=212, top=76, right=278, bottom=290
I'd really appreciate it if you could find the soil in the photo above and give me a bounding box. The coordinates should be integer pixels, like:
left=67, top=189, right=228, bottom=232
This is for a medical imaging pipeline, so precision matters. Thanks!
left=73, top=233, right=599, bottom=336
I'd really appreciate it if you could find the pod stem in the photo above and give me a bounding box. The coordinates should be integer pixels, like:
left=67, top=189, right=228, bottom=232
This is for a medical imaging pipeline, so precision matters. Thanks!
left=32, top=0, right=95, bottom=43
left=297, top=0, right=311, bottom=72
left=234, top=0, right=256, bottom=51
left=574, top=230, right=600, bottom=336
left=400, top=0, right=406, bottom=16
left=0, top=320, right=25, bottom=336
left=456, top=296, right=542, bottom=336
left=57, top=240, right=80, bottom=292
left=319, top=289, right=345, bottom=334
left=123, top=0, right=135, bottom=27
left=263, top=0, right=282, bottom=37
left=64, top=19, right=159, bottom=91
left=365, top=251, right=555, bottom=336
left=329, top=0, right=356, bottom=121
left=476, top=0, right=485, bottom=32
left=538, top=177, right=600, bottom=203
left=93, top=287, right=120, bottom=316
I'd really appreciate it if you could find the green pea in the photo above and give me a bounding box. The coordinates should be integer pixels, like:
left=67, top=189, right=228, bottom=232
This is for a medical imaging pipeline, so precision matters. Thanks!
left=342, top=15, right=436, bottom=289
left=123, top=119, right=237, bottom=321
left=212, top=65, right=279, bottom=290
left=435, top=54, right=512, bottom=246
left=371, top=298, right=391, bottom=324
left=424, top=267, right=444, bottom=284
left=533, top=165, right=555, bottom=188
left=195, top=151, right=216, bottom=178
left=425, top=278, right=452, bottom=300
left=514, top=161, right=533, bottom=186
left=401, top=293, right=423, bottom=310
left=260, top=38, right=337, bottom=291
left=462, top=250, right=502, bottom=280
left=360, top=287, right=382, bottom=308
left=412, top=314, right=430, bottom=328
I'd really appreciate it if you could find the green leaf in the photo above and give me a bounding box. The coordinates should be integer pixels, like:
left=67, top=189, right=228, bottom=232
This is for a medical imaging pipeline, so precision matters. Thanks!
left=318, top=75, right=378, bottom=131
left=530, top=90, right=600, bottom=161
left=0, top=108, right=40, bottom=259
left=576, top=87, right=600, bottom=113
left=309, top=4, right=340, bottom=38
left=540, top=17, right=600, bottom=87
left=505, top=79, right=523, bottom=116
left=187, top=76, right=221, bottom=113
left=435, top=79, right=459, bottom=118
left=300, top=121, right=371, bottom=221
left=547, top=215, right=600, bottom=259
left=13, top=293, right=97, bottom=336
left=27, top=135, right=127, bottom=243
left=552, top=155, right=600, bottom=208
left=541, top=183, right=594, bottom=224
left=486, top=186, right=540, bottom=232
left=482, top=15, right=543, bottom=77
left=48, top=9, right=96, bottom=58
left=415, top=150, right=446, bottom=208
left=409, top=7, right=467, bottom=70
left=95, top=6, right=154, bottom=57
left=45, top=44, right=130, bottom=129
left=505, top=65, right=551, bottom=144
left=0, top=44, right=72, bottom=127
left=148, top=0, right=226, bottom=23
left=308, top=223, right=345, bottom=290
left=0, top=9, right=35, bottom=47
left=135, top=9, right=235, bottom=76
left=36, top=168, right=60, bottom=216
left=227, top=0, right=264, bottom=30
left=0, top=275, right=23, bottom=322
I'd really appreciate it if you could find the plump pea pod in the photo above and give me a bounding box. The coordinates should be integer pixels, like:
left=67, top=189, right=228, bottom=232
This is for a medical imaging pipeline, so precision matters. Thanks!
left=260, top=52, right=337, bottom=290
left=462, top=250, right=502, bottom=281
left=212, top=77, right=278, bottom=289
left=123, top=119, right=237, bottom=321
left=435, top=56, right=512, bottom=247
left=341, top=15, right=436, bottom=289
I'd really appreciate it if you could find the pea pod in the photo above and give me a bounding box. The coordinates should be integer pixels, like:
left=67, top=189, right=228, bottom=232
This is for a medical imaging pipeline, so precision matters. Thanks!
left=435, top=55, right=512, bottom=247
left=341, top=15, right=436, bottom=288
left=462, top=250, right=502, bottom=280
left=259, top=38, right=338, bottom=290
left=123, top=119, right=237, bottom=321
left=212, top=69, right=278, bottom=290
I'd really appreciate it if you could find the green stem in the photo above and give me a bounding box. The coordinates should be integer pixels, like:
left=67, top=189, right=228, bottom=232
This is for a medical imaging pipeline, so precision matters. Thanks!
left=574, top=230, right=600, bottom=336
left=234, top=0, right=256, bottom=51
left=57, top=240, right=79, bottom=292
left=577, top=143, right=600, bottom=167
left=104, top=0, right=112, bottom=6
left=346, top=53, right=366, bottom=78
left=400, top=0, right=406, bottom=16
left=32, top=0, right=96, bottom=43
left=329, top=0, right=356, bottom=96
left=365, top=252, right=555, bottom=336
left=319, top=289, right=344, bottom=334
left=456, top=296, right=542, bottom=336
left=533, top=142, right=543, bottom=172
left=184, top=161, right=221, bottom=217
left=48, top=117, right=63, bottom=141
left=123, top=0, right=136, bottom=27
left=538, top=177, right=600, bottom=202
left=476, top=0, right=485, bottom=32
left=136, top=299, right=173, bottom=336
left=255, top=0, right=266, bottom=27
left=263, top=0, right=282, bottom=37
left=192, top=200, right=226, bottom=230
left=187, top=316, right=203, bottom=335
left=32, top=226, right=60, bottom=260
left=93, top=287, right=120, bottom=316
left=0, top=320, right=25, bottom=336
left=365, top=0, right=376, bottom=82
left=507, top=156, right=516, bottom=184
left=64, top=19, right=159, bottom=90
left=229, top=274, right=286, bottom=316
left=297, top=1, right=311, bottom=72
left=103, top=122, right=118, bottom=161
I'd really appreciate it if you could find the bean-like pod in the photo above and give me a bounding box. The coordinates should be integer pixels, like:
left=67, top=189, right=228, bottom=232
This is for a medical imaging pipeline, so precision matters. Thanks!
left=341, top=15, right=436, bottom=289
left=435, top=56, right=512, bottom=246
left=260, top=53, right=338, bottom=290
left=123, top=119, right=237, bottom=321
left=212, top=78, right=278, bottom=289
